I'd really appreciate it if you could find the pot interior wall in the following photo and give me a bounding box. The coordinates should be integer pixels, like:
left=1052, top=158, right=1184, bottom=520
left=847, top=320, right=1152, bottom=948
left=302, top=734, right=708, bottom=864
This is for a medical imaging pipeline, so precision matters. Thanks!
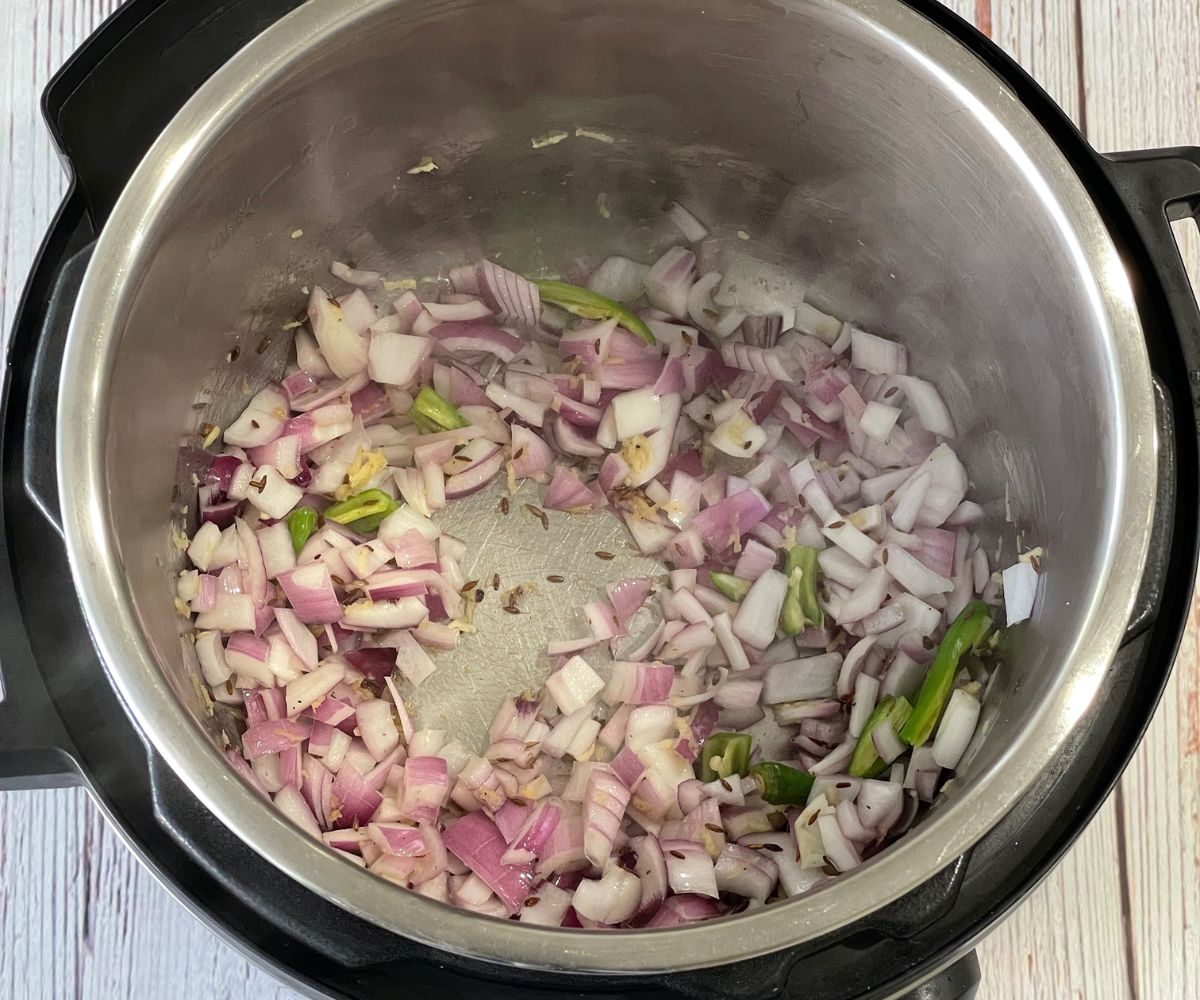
left=103, top=0, right=1120, bottom=868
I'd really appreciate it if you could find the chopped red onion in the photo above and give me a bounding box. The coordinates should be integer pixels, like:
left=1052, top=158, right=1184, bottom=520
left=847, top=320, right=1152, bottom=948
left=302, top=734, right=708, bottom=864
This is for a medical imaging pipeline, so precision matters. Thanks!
left=644, top=246, right=697, bottom=319
left=474, top=260, right=541, bottom=329
left=179, top=242, right=1022, bottom=927
left=661, top=840, right=719, bottom=898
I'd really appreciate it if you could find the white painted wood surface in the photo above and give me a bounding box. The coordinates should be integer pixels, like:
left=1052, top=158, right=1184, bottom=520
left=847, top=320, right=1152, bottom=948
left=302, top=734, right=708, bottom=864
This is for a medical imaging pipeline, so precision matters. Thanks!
left=1, top=1, right=1198, bottom=997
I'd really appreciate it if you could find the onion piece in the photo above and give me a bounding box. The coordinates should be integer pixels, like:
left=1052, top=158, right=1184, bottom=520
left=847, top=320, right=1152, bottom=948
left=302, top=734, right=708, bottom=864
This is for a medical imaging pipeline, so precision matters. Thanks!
left=895, top=375, right=956, bottom=438
left=762, top=653, right=840, bottom=704
left=932, top=688, right=981, bottom=770
left=475, top=260, right=541, bottom=329
left=1002, top=561, right=1039, bottom=626
left=644, top=246, right=697, bottom=319
left=732, top=569, right=788, bottom=650
left=588, top=256, right=650, bottom=302
left=308, top=286, right=369, bottom=379
left=665, top=201, right=710, bottom=242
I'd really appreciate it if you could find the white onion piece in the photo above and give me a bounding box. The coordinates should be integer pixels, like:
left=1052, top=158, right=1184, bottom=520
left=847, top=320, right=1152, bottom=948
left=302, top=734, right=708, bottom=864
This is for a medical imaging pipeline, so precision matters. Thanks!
left=546, top=656, right=605, bottom=714
left=1002, top=561, right=1039, bottom=625
left=686, top=271, right=723, bottom=331
left=286, top=660, right=345, bottom=716
left=342, top=597, right=427, bottom=630
left=644, top=246, right=696, bottom=319
left=665, top=201, right=709, bottom=242
left=587, top=256, right=650, bottom=302
left=931, top=688, right=981, bottom=769
left=816, top=812, right=861, bottom=872
left=848, top=673, right=880, bottom=738
left=880, top=543, right=953, bottom=597
left=194, top=631, right=231, bottom=685
left=612, top=386, right=662, bottom=440
left=822, top=519, right=879, bottom=567
left=295, top=328, right=334, bottom=378
left=860, top=401, right=901, bottom=440
left=710, top=308, right=747, bottom=339
left=895, top=376, right=956, bottom=438
left=357, top=698, right=401, bottom=759
left=486, top=382, right=546, bottom=427
left=850, top=328, right=908, bottom=375
left=187, top=521, right=222, bottom=572
left=838, top=566, right=889, bottom=623
left=275, top=786, right=322, bottom=838
left=731, top=570, right=788, bottom=649
left=331, top=261, right=381, bottom=287
left=710, top=411, right=767, bottom=458
left=519, top=881, right=575, bottom=926
left=661, top=840, right=719, bottom=898
left=793, top=302, right=842, bottom=345
left=880, top=654, right=925, bottom=701
left=711, top=612, right=749, bottom=671
left=307, top=286, right=369, bottom=379
left=224, top=386, right=287, bottom=448
left=368, top=332, right=430, bottom=386
left=872, top=716, right=907, bottom=765
left=244, top=465, right=303, bottom=519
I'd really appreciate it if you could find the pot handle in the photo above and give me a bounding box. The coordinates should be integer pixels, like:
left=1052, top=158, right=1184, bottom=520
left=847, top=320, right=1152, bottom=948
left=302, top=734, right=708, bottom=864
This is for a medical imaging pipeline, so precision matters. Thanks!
left=21, top=245, right=93, bottom=538
left=1100, top=148, right=1200, bottom=644
left=0, top=196, right=90, bottom=788
left=45, top=0, right=306, bottom=227
left=0, top=525, right=82, bottom=789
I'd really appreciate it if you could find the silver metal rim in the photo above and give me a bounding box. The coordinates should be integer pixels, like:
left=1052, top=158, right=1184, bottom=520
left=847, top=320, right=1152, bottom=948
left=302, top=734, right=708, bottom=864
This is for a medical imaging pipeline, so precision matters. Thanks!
left=57, top=0, right=1158, bottom=974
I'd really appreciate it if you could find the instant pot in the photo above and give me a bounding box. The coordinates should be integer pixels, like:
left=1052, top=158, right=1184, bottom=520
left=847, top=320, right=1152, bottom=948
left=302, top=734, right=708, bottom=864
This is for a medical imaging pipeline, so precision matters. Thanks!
left=3, top=0, right=1200, bottom=997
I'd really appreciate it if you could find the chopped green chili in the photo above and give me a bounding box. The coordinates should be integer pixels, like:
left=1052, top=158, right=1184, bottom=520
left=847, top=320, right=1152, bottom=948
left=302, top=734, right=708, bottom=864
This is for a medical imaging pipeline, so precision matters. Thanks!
left=408, top=386, right=469, bottom=433
left=698, top=732, right=753, bottom=783
left=900, top=600, right=993, bottom=747
left=533, top=279, right=656, bottom=345
left=710, top=571, right=752, bottom=603
left=287, top=506, right=318, bottom=553
left=779, top=545, right=823, bottom=636
left=849, top=695, right=913, bottom=778
left=749, top=761, right=815, bottom=805
left=322, top=488, right=400, bottom=534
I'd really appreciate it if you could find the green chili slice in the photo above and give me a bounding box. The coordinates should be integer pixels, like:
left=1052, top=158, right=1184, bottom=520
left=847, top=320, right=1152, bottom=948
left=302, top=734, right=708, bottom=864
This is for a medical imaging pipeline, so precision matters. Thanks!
left=779, top=545, right=823, bottom=636
left=899, top=600, right=993, bottom=747
left=749, top=761, right=815, bottom=806
left=322, top=489, right=400, bottom=534
left=698, top=732, right=753, bottom=783
left=287, top=506, right=318, bottom=554
left=533, top=279, right=656, bottom=345
left=710, top=571, right=752, bottom=603
left=408, top=386, right=469, bottom=432
left=849, top=695, right=913, bottom=778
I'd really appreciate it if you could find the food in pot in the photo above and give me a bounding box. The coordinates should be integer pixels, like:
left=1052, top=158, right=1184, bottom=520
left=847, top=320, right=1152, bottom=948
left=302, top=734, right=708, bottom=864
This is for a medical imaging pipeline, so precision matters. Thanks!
left=177, top=232, right=1039, bottom=925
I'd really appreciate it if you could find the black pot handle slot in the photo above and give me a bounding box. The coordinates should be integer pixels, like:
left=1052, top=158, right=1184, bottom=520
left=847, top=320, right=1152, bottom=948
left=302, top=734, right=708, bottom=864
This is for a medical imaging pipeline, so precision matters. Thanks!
left=1100, top=148, right=1200, bottom=644
left=0, top=525, right=82, bottom=789
left=0, top=185, right=97, bottom=789
left=45, top=0, right=306, bottom=228
left=22, top=245, right=94, bottom=537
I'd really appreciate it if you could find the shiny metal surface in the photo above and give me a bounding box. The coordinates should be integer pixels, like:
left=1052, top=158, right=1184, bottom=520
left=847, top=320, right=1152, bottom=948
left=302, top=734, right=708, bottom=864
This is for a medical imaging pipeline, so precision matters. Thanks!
left=57, top=0, right=1157, bottom=974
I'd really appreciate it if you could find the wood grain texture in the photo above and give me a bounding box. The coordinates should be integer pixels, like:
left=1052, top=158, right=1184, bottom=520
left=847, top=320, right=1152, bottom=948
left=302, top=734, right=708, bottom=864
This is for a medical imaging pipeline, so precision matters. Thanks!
left=1, top=0, right=301, bottom=997
left=0, top=1, right=1197, bottom=998
left=1082, top=3, right=1200, bottom=998
left=942, top=3, right=1135, bottom=997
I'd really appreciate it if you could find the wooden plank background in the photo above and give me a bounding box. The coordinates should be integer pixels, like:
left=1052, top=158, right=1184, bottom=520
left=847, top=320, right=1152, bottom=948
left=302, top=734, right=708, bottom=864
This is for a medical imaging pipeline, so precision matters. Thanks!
left=1, top=1, right=1198, bottom=996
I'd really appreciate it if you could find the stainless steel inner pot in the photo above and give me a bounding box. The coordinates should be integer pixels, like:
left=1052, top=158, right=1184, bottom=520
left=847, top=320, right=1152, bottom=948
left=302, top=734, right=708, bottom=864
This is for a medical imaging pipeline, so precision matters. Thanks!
left=57, top=0, right=1158, bottom=974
